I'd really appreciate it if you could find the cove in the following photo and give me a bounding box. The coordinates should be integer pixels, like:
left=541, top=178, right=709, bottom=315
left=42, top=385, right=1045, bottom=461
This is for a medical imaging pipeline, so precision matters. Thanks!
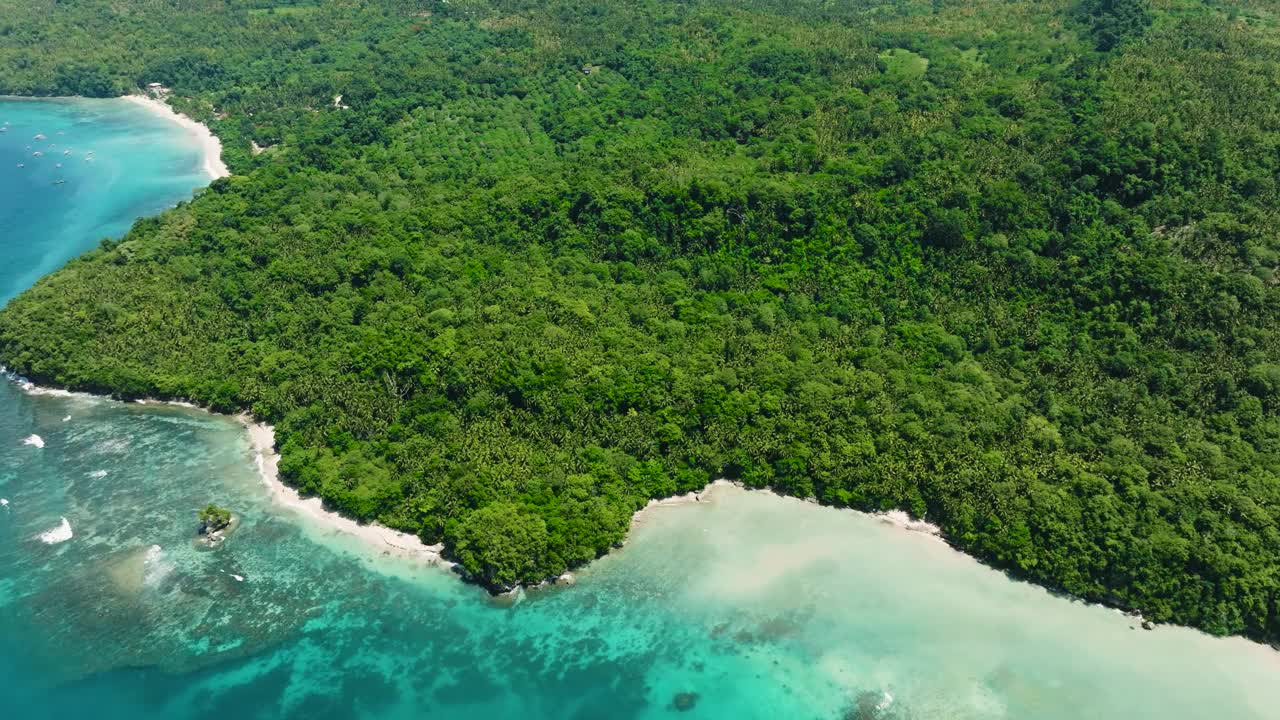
left=0, top=96, right=216, bottom=304
left=2, top=98, right=1280, bottom=720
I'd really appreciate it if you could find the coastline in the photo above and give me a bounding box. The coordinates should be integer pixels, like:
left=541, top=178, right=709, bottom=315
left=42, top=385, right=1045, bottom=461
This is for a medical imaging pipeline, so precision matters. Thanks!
left=6, top=371, right=1280, bottom=653
left=629, top=478, right=945, bottom=541
left=2, top=367, right=950, bottom=584
left=236, top=416, right=450, bottom=566
left=2, top=368, right=448, bottom=567
left=118, top=94, right=229, bottom=180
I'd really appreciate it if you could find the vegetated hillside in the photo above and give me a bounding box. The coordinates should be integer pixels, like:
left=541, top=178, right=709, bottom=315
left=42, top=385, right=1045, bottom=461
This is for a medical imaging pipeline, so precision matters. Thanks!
left=1, top=0, right=1278, bottom=640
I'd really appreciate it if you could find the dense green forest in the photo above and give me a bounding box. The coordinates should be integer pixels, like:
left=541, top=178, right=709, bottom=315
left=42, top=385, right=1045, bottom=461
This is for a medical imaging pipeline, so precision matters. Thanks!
left=1, top=0, right=1278, bottom=641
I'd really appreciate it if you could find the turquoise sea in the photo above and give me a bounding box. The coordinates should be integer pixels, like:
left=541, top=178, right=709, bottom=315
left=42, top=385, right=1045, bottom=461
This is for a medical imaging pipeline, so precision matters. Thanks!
left=2, top=97, right=1280, bottom=720
left=0, top=97, right=213, bottom=304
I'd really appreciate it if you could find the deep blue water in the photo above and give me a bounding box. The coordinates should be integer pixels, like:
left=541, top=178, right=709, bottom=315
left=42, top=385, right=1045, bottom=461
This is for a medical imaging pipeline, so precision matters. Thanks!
left=2, top=98, right=1280, bottom=720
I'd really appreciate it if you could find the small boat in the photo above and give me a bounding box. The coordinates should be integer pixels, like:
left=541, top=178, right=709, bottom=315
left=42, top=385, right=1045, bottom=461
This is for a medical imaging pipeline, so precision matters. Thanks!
left=55, top=163, right=62, bottom=168
left=63, top=150, right=71, bottom=156
left=53, top=179, right=66, bottom=185
left=15, top=163, right=23, bottom=168
left=32, top=151, right=43, bottom=157
left=33, top=133, right=46, bottom=140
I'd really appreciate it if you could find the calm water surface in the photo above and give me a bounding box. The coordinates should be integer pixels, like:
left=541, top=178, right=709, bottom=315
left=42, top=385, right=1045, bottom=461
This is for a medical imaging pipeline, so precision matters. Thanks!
left=2, top=97, right=1278, bottom=720
left=0, top=96, right=212, bottom=304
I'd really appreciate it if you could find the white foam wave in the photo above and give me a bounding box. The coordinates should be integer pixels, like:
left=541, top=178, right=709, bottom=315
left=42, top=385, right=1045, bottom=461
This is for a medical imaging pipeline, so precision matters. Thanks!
left=0, top=498, right=9, bottom=508
left=22, top=434, right=45, bottom=449
left=25, top=385, right=79, bottom=398
left=8, top=376, right=72, bottom=398
left=874, top=509, right=942, bottom=537
left=37, top=517, right=73, bottom=544
left=2, top=367, right=101, bottom=402
left=230, top=573, right=245, bottom=582
left=142, top=544, right=174, bottom=587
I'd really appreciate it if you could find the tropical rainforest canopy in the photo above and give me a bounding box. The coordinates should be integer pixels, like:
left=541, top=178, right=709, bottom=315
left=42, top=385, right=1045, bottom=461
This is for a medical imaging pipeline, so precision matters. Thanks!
left=1, top=0, right=1278, bottom=641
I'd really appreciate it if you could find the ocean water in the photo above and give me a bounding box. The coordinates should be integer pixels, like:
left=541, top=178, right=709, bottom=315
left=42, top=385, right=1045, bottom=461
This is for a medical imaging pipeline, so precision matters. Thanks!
left=2, top=98, right=1280, bottom=720
left=0, top=96, right=213, bottom=303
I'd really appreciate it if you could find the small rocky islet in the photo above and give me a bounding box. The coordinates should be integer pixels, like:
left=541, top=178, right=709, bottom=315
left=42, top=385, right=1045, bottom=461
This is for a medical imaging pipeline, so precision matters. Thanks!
left=194, top=503, right=238, bottom=550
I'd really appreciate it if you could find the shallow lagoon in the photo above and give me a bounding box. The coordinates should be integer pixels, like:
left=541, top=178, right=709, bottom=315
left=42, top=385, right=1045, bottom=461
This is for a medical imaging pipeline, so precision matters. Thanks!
left=1, top=97, right=1279, bottom=720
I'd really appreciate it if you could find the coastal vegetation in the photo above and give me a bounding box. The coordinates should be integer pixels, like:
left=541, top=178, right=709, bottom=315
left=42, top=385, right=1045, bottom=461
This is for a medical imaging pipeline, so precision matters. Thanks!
left=0, top=0, right=1278, bottom=643
left=198, top=504, right=232, bottom=534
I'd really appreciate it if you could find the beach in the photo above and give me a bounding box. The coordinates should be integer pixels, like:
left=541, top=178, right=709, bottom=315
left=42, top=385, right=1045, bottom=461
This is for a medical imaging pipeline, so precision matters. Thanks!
left=6, top=370, right=1280, bottom=720
left=7, top=362, right=1280, bottom=719
left=629, top=477, right=945, bottom=542
left=239, top=417, right=449, bottom=564
left=119, top=94, right=229, bottom=180
left=5, top=365, right=445, bottom=566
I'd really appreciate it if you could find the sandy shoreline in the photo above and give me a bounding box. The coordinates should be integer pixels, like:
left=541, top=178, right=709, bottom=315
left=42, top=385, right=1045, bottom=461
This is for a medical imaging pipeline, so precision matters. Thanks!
left=119, top=94, right=229, bottom=180
left=8, top=374, right=1280, bottom=654
left=629, top=478, right=944, bottom=541
left=237, top=417, right=449, bottom=565
left=6, top=367, right=948, bottom=578
left=629, top=479, right=736, bottom=529
left=4, top=368, right=446, bottom=565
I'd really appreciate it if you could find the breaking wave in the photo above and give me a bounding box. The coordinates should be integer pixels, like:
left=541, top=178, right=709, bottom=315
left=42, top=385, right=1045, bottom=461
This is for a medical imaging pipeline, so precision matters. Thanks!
left=37, top=517, right=73, bottom=544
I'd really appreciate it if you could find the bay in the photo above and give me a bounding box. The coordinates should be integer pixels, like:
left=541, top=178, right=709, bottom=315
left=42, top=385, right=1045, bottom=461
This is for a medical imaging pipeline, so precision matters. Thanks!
left=2, top=97, right=1278, bottom=720
left=0, top=96, right=212, bottom=304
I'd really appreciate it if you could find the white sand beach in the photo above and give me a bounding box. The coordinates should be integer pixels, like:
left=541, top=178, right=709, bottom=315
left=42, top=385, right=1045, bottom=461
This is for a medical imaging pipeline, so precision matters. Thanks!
left=120, top=94, right=229, bottom=180
left=630, top=478, right=944, bottom=542
left=630, top=479, right=735, bottom=529
left=239, top=418, right=448, bottom=564
left=8, top=366, right=444, bottom=566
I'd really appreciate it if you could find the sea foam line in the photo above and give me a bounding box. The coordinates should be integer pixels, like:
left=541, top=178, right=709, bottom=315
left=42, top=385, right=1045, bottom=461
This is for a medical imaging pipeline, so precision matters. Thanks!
left=37, top=517, right=73, bottom=544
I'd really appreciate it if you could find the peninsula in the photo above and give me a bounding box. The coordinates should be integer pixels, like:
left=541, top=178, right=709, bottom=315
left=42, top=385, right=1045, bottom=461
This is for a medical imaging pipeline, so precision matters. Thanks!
left=0, top=0, right=1277, bottom=647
